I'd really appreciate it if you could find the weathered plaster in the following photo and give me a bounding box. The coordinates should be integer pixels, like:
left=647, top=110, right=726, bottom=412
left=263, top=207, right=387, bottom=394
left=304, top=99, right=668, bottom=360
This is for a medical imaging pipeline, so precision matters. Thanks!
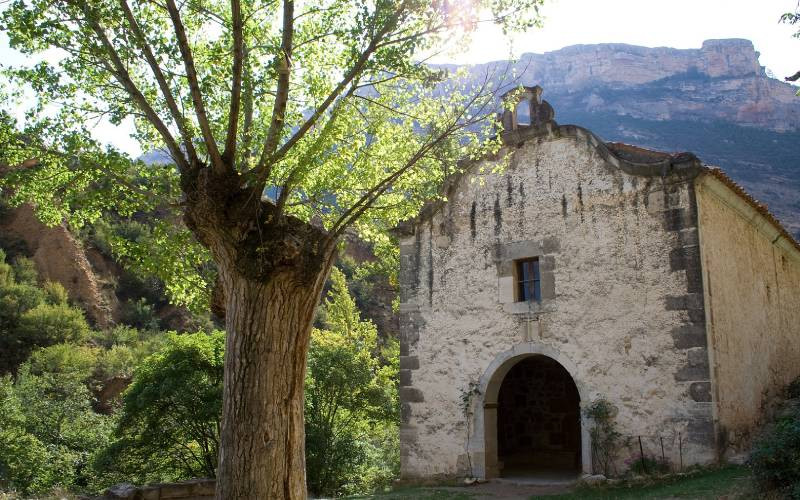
left=398, top=117, right=716, bottom=479
left=696, top=173, right=800, bottom=458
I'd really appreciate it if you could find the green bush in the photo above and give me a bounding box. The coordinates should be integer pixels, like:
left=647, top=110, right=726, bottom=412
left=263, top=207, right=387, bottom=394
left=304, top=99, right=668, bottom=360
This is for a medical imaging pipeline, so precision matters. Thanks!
left=16, top=303, right=91, bottom=347
left=0, top=376, right=50, bottom=494
left=0, top=369, right=114, bottom=494
left=11, top=257, right=38, bottom=286
left=95, top=331, right=224, bottom=484
left=26, top=343, right=99, bottom=380
left=305, top=268, right=399, bottom=497
left=120, top=298, right=160, bottom=331
left=0, top=282, right=45, bottom=324
left=0, top=427, right=56, bottom=494
left=749, top=400, right=800, bottom=497
left=43, top=281, right=69, bottom=305
left=96, top=345, right=138, bottom=379
left=0, top=259, right=13, bottom=287
left=92, top=325, right=141, bottom=348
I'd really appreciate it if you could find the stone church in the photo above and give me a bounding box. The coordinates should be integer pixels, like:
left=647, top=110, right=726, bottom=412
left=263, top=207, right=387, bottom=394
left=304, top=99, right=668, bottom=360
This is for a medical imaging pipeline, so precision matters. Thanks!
left=395, top=86, right=800, bottom=480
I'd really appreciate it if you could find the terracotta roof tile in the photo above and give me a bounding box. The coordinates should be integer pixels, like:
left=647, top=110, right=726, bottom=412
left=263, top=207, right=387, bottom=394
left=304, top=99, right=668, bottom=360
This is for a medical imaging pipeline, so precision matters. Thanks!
left=700, top=166, right=800, bottom=254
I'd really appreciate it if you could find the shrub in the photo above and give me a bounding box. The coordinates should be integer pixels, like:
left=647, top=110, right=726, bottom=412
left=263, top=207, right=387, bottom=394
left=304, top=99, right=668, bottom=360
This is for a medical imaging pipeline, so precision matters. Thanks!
left=95, top=331, right=224, bottom=484
left=749, top=401, right=800, bottom=498
left=96, top=345, right=137, bottom=379
left=43, top=281, right=69, bottom=305
left=0, top=427, right=55, bottom=494
left=305, top=268, right=399, bottom=497
left=0, top=260, right=13, bottom=287
left=585, top=398, right=624, bottom=477
left=0, top=369, right=113, bottom=494
left=92, top=325, right=141, bottom=348
left=11, top=257, right=38, bottom=286
left=16, top=303, right=91, bottom=347
left=26, top=344, right=99, bottom=380
left=120, top=298, right=160, bottom=331
left=0, top=283, right=45, bottom=323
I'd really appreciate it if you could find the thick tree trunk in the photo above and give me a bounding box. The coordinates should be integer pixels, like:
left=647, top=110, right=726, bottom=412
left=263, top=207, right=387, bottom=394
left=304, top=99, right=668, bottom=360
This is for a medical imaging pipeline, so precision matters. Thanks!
left=214, top=262, right=332, bottom=499
left=183, top=170, right=334, bottom=499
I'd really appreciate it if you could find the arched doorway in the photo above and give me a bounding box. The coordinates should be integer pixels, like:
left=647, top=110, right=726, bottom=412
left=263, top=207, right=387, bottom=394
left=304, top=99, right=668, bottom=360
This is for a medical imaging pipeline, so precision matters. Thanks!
left=468, top=344, right=590, bottom=479
left=496, top=356, right=581, bottom=477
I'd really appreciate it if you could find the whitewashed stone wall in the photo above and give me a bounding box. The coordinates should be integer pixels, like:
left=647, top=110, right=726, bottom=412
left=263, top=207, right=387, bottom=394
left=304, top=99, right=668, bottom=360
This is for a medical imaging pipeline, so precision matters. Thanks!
left=397, top=121, right=714, bottom=480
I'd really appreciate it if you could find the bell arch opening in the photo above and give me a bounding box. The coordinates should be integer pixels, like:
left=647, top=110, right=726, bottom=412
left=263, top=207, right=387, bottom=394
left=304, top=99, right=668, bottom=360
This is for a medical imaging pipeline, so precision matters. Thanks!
left=496, top=356, right=581, bottom=476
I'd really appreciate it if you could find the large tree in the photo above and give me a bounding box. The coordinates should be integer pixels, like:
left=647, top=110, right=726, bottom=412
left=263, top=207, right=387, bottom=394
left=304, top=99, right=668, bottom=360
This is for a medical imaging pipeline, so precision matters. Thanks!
left=0, top=0, right=542, bottom=496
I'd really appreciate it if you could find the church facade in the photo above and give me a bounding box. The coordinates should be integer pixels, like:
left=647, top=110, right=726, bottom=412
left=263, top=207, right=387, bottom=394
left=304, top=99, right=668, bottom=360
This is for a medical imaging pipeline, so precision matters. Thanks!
left=395, top=87, right=800, bottom=480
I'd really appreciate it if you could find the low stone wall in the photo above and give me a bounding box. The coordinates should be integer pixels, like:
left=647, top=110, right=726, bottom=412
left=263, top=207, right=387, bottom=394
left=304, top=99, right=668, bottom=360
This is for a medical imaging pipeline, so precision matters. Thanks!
left=101, top=479, right=215, bottom=499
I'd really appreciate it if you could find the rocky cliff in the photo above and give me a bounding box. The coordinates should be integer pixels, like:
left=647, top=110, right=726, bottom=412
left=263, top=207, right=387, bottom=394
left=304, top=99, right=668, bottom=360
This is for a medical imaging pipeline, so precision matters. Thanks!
left=0, top=204, right=119, bottom=327
left=455, top=38, right=799, bottom=131
left=447, top=39, right=800, bottom=235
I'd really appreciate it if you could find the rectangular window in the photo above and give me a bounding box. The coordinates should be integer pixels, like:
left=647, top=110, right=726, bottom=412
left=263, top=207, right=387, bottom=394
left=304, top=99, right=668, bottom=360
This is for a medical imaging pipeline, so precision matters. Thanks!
left=516, top=258, right=541, bottom=302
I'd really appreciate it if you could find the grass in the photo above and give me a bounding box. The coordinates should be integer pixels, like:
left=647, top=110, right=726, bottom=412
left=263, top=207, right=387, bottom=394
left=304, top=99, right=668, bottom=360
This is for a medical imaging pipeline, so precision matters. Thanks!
left=534, top=465, right=753, bottom=499
left=355, top=465, right=755, bottom=499
left=352, top=485, right=477, bottom=499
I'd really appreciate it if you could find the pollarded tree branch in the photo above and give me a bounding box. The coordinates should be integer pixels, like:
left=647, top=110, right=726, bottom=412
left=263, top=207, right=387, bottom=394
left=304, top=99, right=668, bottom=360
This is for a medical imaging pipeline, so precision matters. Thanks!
left=257, top=0, right=295, bottom=173
left=329, top=129, right=450, bottom=238
left=117, top=0, right=200, bottom=168
left=164, top=0, right=226, bottom=173
left=251, top=1, right=409, bottom=192
left=76, top=3, right=190, bottom=173
left=238, top=48, right=255, bottom=169
left=330, top=76, right=496, bottom=237
left=223, top=0, right=244, bottom=164
left=273, top=82, right=360, bottom=212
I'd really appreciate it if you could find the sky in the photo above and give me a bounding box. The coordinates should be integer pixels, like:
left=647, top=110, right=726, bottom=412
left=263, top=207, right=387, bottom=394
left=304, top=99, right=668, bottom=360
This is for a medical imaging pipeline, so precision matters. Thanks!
left=1, top=0, right=798, bottom=156
left=440, top=0, right=800, bottom=79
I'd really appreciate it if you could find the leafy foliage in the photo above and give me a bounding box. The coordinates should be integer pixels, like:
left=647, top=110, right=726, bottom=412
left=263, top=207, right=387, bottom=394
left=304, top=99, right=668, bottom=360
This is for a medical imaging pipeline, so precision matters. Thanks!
left=0, top=249, right=91, bottom=373
left=94, top=269, right=398, bottom=495
left=0, top=365, right=114, bottom=495
left=0, top=248, right=400, bottom=495
left=0, top=0, right=546, bottom=492
left=0, top=375, right=57, bottom=495
left=749, top=379, right=800, bottom=498
left=305, top=268, right=399, bottom=496
left=0, top=0, right=544, bottom=309
left=0, top=243, right=172, bottom=495
left=585, top=398, right=624, bottom=477
left=96, top=331, right=225, bottom=484
left=16, top=303, right=91, bottom=347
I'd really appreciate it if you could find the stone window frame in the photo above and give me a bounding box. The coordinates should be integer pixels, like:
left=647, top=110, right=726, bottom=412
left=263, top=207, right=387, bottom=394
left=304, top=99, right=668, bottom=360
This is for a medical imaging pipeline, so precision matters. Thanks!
left=495, top=239, right=557, bottom=314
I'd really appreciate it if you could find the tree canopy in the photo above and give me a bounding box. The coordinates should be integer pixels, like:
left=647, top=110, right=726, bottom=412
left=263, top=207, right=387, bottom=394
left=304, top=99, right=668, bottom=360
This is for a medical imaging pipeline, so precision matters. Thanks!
left=1, top=0, right=541, bottom=306
left=0, top=0, right=545, bottom=495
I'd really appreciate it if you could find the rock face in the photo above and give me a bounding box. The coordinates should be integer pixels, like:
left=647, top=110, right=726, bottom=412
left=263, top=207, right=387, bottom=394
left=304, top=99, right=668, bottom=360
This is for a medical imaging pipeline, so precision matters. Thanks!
left=0, top=204, right=119, bottom=327
left=456, top=39, right=799, bottom=132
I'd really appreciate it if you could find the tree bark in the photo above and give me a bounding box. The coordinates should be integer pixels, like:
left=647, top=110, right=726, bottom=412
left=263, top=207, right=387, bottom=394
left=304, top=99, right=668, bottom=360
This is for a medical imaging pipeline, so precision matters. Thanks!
left=183, top=169, right=334, bottom=499
left=214, top=261, right=332, bottom=499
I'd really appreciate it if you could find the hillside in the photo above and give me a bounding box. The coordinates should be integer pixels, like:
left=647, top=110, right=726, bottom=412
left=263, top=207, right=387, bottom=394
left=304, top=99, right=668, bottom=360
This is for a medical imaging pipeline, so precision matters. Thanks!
left=447, top=39, right=800, bottom=236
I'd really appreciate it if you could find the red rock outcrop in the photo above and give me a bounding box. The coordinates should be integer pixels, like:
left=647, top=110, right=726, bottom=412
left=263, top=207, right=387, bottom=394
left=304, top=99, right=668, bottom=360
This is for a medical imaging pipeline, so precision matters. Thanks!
left=0, top=204, right=119, bottom=327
